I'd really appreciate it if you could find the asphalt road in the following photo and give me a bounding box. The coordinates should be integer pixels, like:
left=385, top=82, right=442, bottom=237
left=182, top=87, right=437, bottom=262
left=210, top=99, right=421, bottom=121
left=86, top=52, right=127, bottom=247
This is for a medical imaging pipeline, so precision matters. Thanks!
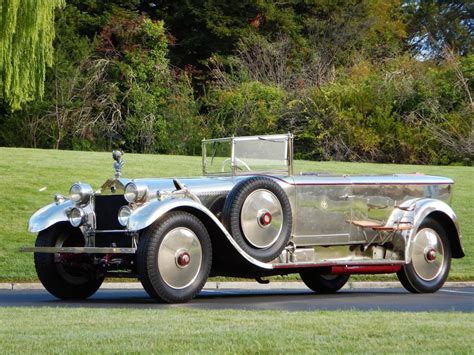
left=1, top=287, right=473, bottom=312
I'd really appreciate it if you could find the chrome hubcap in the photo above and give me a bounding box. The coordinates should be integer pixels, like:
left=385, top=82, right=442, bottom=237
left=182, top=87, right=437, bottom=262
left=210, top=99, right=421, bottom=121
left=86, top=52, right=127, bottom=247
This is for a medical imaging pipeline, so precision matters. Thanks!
left=412, top=228, right=444, bottom=281
left=158, top=228, right=202, bottom=289
left=241, top=189, right=283, bottom=248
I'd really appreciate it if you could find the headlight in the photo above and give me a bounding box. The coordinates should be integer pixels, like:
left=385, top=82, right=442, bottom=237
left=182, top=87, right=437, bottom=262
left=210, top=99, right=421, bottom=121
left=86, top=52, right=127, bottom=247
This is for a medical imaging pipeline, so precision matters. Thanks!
left=69, top=207, right=86, bottom=227
left=69, top=183, right=93, bottom=205
left=118, top=206, right=132, bottom=226
left=124, top=182, right=148, bottom=203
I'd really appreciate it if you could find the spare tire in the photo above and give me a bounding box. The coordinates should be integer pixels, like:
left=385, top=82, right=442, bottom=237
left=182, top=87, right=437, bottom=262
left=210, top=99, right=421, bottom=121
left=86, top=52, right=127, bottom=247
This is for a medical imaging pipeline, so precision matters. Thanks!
left=222, top=176, right=292, bottom=262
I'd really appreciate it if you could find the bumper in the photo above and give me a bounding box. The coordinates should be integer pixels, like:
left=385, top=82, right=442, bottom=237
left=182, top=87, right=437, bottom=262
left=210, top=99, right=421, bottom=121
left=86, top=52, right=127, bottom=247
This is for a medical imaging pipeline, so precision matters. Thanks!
left=20, top=246, right=136, bottom=254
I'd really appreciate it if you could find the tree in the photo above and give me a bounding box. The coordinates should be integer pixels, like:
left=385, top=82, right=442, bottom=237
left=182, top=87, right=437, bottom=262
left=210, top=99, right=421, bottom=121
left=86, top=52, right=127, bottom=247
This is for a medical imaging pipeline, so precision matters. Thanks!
left=405, top=0, right=473, bottom=58
left=0, top=0, right=65, bottom=110
left=148, top=0, right=408, bottom=92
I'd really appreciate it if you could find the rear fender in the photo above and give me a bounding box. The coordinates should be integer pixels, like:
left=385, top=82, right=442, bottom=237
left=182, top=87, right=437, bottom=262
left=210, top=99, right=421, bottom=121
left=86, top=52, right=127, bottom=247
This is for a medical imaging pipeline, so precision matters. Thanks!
left=405, top=199, right=464, bottom=262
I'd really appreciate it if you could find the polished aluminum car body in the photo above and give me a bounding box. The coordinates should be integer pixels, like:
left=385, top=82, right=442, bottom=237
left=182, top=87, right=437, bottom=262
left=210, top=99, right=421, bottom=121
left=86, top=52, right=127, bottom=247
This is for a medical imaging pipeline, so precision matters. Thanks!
left=24, top=134, right=464, bottom=301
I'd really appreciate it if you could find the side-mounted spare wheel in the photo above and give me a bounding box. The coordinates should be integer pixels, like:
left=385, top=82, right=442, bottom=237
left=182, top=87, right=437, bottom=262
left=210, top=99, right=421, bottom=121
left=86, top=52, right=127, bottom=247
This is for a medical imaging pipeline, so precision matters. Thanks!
left=34, top=224, right=104, bottom=300
left=137, top=211, right=212, bottom=303
left=397, top=217, right=451, bottom=293
left=222, top=176, right=293, bottom=262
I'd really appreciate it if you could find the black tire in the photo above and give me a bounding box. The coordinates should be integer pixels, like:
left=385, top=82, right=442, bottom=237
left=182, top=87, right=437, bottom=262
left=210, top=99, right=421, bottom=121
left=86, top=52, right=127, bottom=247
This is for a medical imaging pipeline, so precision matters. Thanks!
left=300, top=271, right=350, bottom=294
left=397, top=217, right=451, bottom=293
left=222, top=177, right=292, bottom=262
left=34, top=224, right=104, bottom=300
left=137, top=211, right=212, bottom=303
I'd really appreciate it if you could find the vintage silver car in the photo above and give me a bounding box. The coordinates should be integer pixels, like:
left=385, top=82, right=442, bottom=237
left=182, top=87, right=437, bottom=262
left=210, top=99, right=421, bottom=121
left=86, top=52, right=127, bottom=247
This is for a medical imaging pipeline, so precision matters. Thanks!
left=23, top=134, right=464, bottom=303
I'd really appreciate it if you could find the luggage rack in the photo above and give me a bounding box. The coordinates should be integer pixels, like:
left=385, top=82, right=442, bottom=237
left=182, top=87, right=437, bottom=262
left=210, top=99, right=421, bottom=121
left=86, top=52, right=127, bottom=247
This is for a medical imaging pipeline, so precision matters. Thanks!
left=348, top=219, right=413, bottom=231
left=347, top=204, right=415, bottom=249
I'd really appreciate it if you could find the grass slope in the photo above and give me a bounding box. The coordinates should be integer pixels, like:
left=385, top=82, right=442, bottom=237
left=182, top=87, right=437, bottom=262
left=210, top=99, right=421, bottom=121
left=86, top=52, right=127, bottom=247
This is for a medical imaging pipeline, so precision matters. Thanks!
left=0, top=308, right=473, bottom=353
left=0, top=147, right=472, bottom=281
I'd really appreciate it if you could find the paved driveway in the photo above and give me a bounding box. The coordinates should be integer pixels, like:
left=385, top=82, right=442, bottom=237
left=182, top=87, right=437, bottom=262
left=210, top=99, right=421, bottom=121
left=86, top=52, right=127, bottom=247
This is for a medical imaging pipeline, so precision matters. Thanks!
left=1, top=286, right=472, bottom=312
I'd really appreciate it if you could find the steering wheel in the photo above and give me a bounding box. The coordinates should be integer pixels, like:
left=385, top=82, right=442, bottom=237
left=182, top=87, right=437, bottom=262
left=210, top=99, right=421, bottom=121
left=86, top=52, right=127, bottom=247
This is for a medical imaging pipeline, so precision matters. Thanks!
left=221, top=158, right=251, bottom=172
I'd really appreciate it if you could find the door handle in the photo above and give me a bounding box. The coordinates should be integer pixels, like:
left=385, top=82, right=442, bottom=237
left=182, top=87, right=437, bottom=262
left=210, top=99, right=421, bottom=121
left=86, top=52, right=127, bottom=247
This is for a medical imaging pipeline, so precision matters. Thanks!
left=340, top=194, right=355, bottom=199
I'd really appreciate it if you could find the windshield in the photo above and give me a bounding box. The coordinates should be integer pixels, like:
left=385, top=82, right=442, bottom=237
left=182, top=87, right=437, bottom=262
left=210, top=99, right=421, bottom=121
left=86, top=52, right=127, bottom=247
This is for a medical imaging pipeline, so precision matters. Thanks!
left=202, top=134, right=292, bottom=176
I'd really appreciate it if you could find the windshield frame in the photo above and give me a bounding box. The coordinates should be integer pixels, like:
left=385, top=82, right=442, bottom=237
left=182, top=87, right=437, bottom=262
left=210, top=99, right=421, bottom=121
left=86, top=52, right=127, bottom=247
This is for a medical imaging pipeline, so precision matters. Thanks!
left=201, top=134, right=293, bottom=176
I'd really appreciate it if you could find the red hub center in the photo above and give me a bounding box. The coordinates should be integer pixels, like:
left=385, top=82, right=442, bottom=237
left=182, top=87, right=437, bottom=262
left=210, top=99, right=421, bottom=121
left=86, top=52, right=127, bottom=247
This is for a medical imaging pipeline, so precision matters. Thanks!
left=177, top=251, right=191, bottom=267
left=260, top=211, right=272, bottom=226
left=426, top=248, right=437, bottom=262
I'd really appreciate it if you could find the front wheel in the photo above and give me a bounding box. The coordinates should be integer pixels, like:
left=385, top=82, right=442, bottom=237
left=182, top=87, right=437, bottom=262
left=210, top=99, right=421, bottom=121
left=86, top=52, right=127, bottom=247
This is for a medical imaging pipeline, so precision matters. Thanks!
left=397, top=217, right=451, bottom=293
left=34, top=224, right=104, bottom=300
left=299, top=271, right=350, bottom=294
left=137, top=211, right=212, bottom=303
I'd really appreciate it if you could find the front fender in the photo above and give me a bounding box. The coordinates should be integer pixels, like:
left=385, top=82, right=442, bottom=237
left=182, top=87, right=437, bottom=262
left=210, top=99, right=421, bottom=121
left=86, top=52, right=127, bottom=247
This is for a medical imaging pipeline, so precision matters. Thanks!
left=28, top=200, right=74, bottom=233
left=127, top=198, right=189, bottom=231
left=127, top=198, right=272, bottom=269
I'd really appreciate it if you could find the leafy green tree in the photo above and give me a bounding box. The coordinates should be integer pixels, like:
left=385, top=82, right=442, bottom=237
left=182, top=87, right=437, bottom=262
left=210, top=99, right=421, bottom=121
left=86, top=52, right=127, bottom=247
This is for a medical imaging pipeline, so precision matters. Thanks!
left=152, top=0, right=407, bottom=73
left=0, top=0, right=65, bottom=110
left=150, top=1, right=273, bottom=69
left=93, top=13, right=203, bottom=154
left=405, top=0, right=473, bottom=58
left=302, top=0, right=407, bottom=64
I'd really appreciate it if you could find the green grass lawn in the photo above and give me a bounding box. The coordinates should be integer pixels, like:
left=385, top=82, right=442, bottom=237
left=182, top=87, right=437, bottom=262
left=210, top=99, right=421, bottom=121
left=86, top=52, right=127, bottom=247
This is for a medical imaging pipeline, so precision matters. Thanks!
left=0, top=147, right=472, bottom=281
left=0, top=307, right=472, bottom=353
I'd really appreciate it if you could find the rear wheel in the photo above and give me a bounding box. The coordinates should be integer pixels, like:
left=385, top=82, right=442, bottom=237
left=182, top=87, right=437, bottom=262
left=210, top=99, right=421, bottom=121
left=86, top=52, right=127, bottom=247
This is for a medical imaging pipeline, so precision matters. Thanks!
left=34, top=224, right=104, bottom=300
left=137, top=211, right=212, bottom=303
left=300, top=271, right=350, bottom=294
left=397, top=217, right=451, bottom=293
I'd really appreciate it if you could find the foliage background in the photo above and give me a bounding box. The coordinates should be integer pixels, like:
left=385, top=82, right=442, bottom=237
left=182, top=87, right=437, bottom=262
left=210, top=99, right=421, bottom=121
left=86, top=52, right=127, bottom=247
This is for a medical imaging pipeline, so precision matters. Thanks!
left=0, top=0, right=472, bottom=165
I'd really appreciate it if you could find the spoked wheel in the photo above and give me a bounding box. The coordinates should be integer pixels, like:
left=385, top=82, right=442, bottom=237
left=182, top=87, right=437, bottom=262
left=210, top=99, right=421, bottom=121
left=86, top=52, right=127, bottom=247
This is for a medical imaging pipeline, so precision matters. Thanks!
left=397, top=217, right=451, bottom=293
left=222, top=177, right=292, bottom=262
left=137, top=211, right=212, bottom=303
left=300, top=271, right=350, bottom=294
left=34, top=224, right=104, bottom=300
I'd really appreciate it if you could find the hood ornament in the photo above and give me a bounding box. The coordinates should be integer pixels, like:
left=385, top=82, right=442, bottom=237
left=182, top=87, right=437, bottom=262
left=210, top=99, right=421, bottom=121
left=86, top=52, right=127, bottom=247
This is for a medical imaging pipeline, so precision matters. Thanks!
left=112, top=150, right=124, bottom=178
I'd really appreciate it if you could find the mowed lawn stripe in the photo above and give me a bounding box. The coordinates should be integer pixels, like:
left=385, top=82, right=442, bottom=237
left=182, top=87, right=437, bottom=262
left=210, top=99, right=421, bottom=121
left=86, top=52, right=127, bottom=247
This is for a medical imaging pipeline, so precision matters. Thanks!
left=0, top=308, right=473, bottom=353
left=0, top=147, right=472, bottom=281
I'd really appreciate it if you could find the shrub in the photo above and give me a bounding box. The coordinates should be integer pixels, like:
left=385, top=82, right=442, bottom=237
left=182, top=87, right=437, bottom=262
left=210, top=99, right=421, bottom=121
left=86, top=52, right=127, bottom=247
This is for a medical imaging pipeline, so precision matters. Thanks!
left=205, top=81, right=286, bottom=137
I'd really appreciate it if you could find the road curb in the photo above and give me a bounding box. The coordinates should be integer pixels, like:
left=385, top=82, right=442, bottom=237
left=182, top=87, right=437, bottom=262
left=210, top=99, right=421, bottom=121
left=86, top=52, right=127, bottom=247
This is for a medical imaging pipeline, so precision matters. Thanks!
left=1, top=281, right=473, bottom=291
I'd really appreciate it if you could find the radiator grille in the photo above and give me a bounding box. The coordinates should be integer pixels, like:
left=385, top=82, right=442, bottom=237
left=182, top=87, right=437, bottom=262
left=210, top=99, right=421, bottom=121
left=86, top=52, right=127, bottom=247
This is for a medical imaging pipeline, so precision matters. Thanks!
left=94, top=195, right=127, bottom=230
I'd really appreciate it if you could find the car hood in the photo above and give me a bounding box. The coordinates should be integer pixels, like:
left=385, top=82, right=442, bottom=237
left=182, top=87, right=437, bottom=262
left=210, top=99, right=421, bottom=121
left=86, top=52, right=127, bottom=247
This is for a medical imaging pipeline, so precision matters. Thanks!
left=99, top=176, right=241, bottom=197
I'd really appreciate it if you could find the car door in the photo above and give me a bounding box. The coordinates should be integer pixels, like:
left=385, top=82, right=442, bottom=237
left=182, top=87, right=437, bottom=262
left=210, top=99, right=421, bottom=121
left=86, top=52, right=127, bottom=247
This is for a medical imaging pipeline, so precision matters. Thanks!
left=292, top=175, right=353, bottom=246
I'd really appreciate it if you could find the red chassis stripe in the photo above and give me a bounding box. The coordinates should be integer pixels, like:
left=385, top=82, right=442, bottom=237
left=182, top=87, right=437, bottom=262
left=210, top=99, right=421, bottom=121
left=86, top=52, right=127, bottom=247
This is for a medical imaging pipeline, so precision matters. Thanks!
left=329, top=265, right=402, bottom=274
left=274, top=263, right=402, bottom=274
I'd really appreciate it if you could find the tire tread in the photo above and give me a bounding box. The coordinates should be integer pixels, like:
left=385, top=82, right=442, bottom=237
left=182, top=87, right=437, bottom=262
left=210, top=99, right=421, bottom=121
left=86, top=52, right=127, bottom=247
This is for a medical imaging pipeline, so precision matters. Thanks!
left=34, top=224, right=103, bottom=300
